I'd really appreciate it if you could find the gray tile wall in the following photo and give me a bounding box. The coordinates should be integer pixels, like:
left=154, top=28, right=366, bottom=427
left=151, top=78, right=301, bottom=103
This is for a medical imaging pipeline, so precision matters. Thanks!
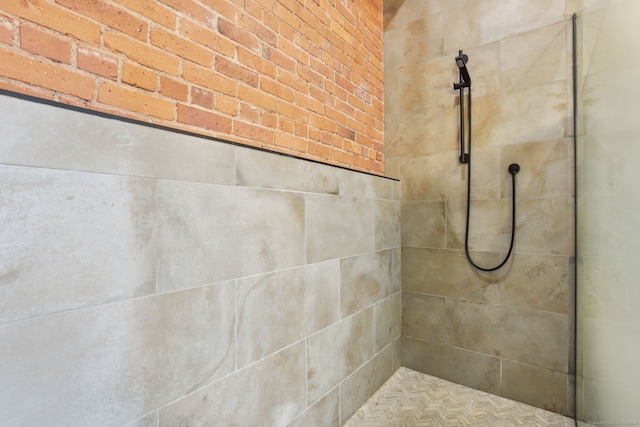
left=0, top=94, right=401, bottom=427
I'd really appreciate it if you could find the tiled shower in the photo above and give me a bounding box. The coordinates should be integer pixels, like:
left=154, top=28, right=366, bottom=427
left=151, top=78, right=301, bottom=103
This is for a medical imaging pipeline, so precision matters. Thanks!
left=385, top=0, right=575, bottom=415
left=1, top=0, right=640, bottom=425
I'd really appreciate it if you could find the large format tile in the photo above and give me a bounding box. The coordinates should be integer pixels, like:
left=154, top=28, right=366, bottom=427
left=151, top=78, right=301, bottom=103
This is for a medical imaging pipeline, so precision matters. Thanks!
left=236, top=262, right=340, bottom=368
left=515, top=198, right=569, bottom=255
left=286, top=387, right=340, bottom=427
left=470, top=81, right=568, bottom=148
left=307, top=308, right=374, bottom=404
left=398, top=56, right=457, bottom=112
left=401, top=200, right=446, bottom=248
left=156, top=181, right=305, bottom=291
left=443, top=0, right=567, bottom=55
left=446, top=198, right=511, bottom=253
left=402, top=292, right=445, bottom=344
left=500, top=254, right=570, bottom=314
left=0, top=165, right=156, bottom=323
left=402, top=248, right=500, bottom=303
left=402, top=337, right=501, bottom=394
left=499, top=22, right=568, bottom=91
left=500, top=139, right=570, bottom=199
left=159, top=341, right=306, bottom=427
left=0, top=283, right=236, bottom=427
left=446, top=299, right=568, bottom=372
left=386, top=105, right=445, bottom=158
left=384, top=11, right=444, bottom=71
left=0, top=95, right=235, bottom=184
left=502, top=360, right=568, bottom=414
left=339, top=170, right=397, bottom=200
left=374, top=293, right=402, bottom=352
left=399, top=148, right=499, bottom=202
left=374, top=200, right=401, bottom=250
left=236, top=147, right=339, bottom=194
left=306, top=194, right=374, bottom=263
left=340, top=346, right=394, bottom=423
left=340, top=250, right=393, bottom=318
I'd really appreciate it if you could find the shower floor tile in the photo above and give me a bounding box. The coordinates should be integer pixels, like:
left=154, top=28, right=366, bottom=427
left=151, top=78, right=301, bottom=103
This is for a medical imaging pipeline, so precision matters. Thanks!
left=343, top=367, right=574, bottom=426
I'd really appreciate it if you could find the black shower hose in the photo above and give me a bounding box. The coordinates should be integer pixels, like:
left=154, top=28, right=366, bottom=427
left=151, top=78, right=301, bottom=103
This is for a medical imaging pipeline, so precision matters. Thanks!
left=463, top=86, right=519, bottom=272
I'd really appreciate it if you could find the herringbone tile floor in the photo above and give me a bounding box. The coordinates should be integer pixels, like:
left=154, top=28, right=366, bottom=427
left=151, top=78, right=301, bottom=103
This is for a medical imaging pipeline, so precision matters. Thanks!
left=343, top=367, right=575, bottom=427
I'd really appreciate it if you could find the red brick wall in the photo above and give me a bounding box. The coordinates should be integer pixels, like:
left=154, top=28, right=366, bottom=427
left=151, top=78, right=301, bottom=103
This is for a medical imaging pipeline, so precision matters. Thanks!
left=0, top=0, right=384, bottom=174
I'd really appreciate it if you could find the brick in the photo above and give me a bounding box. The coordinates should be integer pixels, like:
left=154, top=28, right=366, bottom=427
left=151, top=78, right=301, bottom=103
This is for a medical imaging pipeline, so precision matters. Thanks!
left=122, top=62, right=156, bottom=91
left=263, top=12, right=280, bottom=34
left=2, top=0, right=100, bottom=44
left=150, top=27, right=214, bottom=67
left=0, top=47, right=94, bottom=100
left=310, top=56, right=334, bottom=80
left=265, top=46, right=296, bottom=73
left=215, top=55, right=258, bottom=87
left=180, top=19, right=235, bottom=58
left=308, top=141, right=332, bottom=160
left=238, top=84, right=278, bottom=112
left=274, top=131, right=306, bottom=152
left=160, top=76, right=188, bottom=101
left=279, top=101, right=309, bottom=122
left=239, top=102, right=260, bottom=123
left=0, top=15, right=14, bottom=45
left=310, top=113, right=336, bottom=133
left=233, top=121, right=274, bottom=144
left=56, top=0, right=148, bottom=41
left=261, top=112, right=277, bottom=128
left=177, top=103, right=232, bottom=133
left=309, top=85, right=332, bottom=105
left=218, top=17, right=260, bottom=52
left=243, top=1, right=263, bottom=20
left=260, top=77, right=294, bottom=102
left=273, top=1, right=302, bottom=33
left=104, top=32, right=180, bottom=75
left=335, top=72, right=356, bottom=95
left=337, top=124, right=355, bottom=140
left=158, top=0, right=216, bottom=27
left=305, top=0, right=330, bottom=26
left=238, top=47, right=276, bottom=80
left=277, top=69, right=307, bottom=93
left=330, top=19, right=353, bottom=44
left=238, top=11, right=276, bottom=47
left=295, top=93, right=324, bottom=115
left=191, top=86, right=214, bottom=108
left=20, top=25, right=71, bottom=64
left=113, top=0, right=176, bottom=29
left=0, top=79, right=56, bottom=100
left=278, top=116, right=293, bottom=133
left=297, top=64, right=324, bottom=88
left=325, top=105, right=346, bottom=125
left=335, top=98, right=354, bottom=116
left=200, top=0, right=237, bottom=21
left=309, top=125, right=321, bottom=142
left=333, top=149, right=355, bottom=166
left=77, top=47, right=118, bottom=80
left=279, top=37, right=309, bottom=66
left=215, top=93, right=238, bottom=116
left=293, top=121, right=306, bottom=137
left=356, top=132, right=372, bottom=148
left=98, top=82, right=174, bottom=120
left=182, top=61, right=236, bottom=96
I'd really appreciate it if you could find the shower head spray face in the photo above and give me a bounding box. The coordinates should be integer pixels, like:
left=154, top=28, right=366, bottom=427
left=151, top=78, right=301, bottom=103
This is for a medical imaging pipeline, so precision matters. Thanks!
left=455, top=51, right=471, bottom=85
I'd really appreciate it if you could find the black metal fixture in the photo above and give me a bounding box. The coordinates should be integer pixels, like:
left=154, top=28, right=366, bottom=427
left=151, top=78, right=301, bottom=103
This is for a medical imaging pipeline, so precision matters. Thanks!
left=453, top=50, right=520, bottom=272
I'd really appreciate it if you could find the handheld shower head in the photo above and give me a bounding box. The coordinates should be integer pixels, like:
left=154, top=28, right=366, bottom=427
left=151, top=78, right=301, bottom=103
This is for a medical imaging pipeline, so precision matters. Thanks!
left=455, top=51, right=471, bottom=86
